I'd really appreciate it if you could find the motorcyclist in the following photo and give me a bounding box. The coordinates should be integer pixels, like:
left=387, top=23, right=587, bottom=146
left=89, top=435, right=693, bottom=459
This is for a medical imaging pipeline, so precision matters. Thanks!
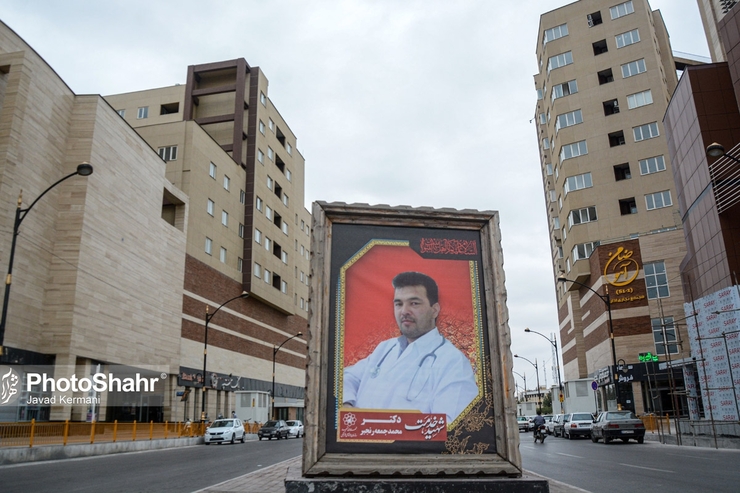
left=532, top=409, right=546, bottom=438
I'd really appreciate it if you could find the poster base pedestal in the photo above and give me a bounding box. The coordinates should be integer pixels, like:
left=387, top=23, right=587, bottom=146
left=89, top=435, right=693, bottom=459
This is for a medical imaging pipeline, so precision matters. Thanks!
left=285, top=465, right=549, bottom=493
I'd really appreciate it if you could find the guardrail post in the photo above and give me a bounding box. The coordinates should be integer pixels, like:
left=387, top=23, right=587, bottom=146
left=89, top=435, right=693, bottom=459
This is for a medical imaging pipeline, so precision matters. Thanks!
left=90, top=419, right=96, bottom=444
left=29, top=419, right=36, bottom=448
left=63, top=420, right=69, bottom=446
left=149, top=421, right=153, bottom=440
left=165, top=421, right=168, bottom=440
left=113, top=420, right=118, bottom=442
left=133, top=420, right=137, bottom=441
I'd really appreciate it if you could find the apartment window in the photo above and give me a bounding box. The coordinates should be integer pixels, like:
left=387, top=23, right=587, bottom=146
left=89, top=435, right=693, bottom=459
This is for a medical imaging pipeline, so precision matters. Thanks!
left=564, top=172, right=593, bottom=195
left=652, top=317, right=678, bottom=355
left=597, top=68, right=614, bottom=85
left=264, top=269, right=271, bottom=284
left=265, top=206, right=273, bottom=220
left=300, top=245, right=305, bottom=256
left=265, top=237, right=272, bottom=251
left=559, top=140, right=588, bottom=161
left=572, top=241, right=599, bottom=261
left=608, top=130, right=626, bottom=147
left=260, top=92, right=266, bottom=106
left=269, top=118, right=274, bottom=131
left=592, top=39, right=608, bottom=55
left=137, top=106, right=149, bottom=119
left=283, top=194, right=289, bottom=207
left=552, top=216, right=560, bottom=230
left=645, top=190, right=672, bottom=210
left=239, top=223, right=244, bottom=238
left=240, top=190, right=246, bottom=204
left=547, top=51, right=573, bottom=72
left=256, top=196, right=263, bottom=212
left=267, top=176, right=274, bottom=190
left=205, top=237, right=212, bottom=255
left=616, top=29, right=640, bottom=48
left=644, top=261, right=669, bottom=299
left=633, top=122, right=660, bottom=142
left=220, top=247, right=227, bottom=263
left=557, top=245, right=564, bottom=259
left=254, top=262, right=262, bottom=278
left=543, top=23, right=569, bottom=45
left=542, top=138, right=551, bottom=150
left=537, top=88, right=544, bottom=100
left=209, top=162, right=217, bottom=179
left=539, top=113, right=547, bottom=125
left=551, top=80, right=578, bottom=102
left=614, top=163, right=631, bottom=181
left=221, top=210, right=228, bottom=226
left=255, top=229, right=262, bottom=244
left=274, top=182, right=282, bottom=199
left=619, top=197, right=638, bottom=215
left=223, top=175, right=230, bottom=190
left=639, top=155, right=666, bottom=175
left=281, top=280, right=288, bottom=294
left=621, top=58, right=646, bottom=78
left=272, top=242, right=282, bottom=259
left=546, top=163, right=553, bottom=176
left=117, top=109, right=125, bottom=117
left=158, top=146, right=178, bottom=161
left=603, top=99, right=620, bottom=116
left=207, top=199, right=214, bottom=216
left=627, top=89, right=653, bottom=109
left=259, top=120, right=266, bottom=134
left=272, top=273, right=281, bottom=290
left=282, top=222, right=289, bottom=235
left=286, top=169, right=292, bottom=182
left=286, top=143, right=292, bottom=155
left=237, top=257, right=243, bottom=273
left=549, top=190, right=557, bottom=203
left=268, top=147, right=274, bottom=161
left=258, top=149, right=264, bottom=164
left=610, top=1, right=634, bottom=19
left=281, top=251, right=288, bottom=264
left=555, top=109, right=583, bottom=132
left=273, top=212, right=282, bottom=228
left=587, top=11, right=603, bottom=27
left=300, top=298, right=305, bottom=309
left=568, top=206, right=597, bottom=228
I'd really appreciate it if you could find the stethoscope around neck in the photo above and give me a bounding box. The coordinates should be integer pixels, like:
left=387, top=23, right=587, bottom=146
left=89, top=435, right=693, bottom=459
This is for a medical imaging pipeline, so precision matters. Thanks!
left=369, top=337, right=446, bottom=401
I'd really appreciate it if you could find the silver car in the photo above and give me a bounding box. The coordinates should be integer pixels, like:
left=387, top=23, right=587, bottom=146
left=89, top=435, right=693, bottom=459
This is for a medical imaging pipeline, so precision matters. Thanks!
left=562, top=412, right=593, bottom=439
left=285, top=420, right=304, bottom=438
left=591, top=411, right=645, bottom=444
left=204, top=419, right=245, bottom=445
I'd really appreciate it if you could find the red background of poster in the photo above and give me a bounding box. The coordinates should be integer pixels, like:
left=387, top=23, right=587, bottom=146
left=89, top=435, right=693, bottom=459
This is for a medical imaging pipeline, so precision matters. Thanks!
left=342, top=245, right=478, bottom=371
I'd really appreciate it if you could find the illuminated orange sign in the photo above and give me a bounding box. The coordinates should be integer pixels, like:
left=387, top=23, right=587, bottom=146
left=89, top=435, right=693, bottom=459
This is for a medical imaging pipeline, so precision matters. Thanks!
left=603, top=246, right=640, bottom=287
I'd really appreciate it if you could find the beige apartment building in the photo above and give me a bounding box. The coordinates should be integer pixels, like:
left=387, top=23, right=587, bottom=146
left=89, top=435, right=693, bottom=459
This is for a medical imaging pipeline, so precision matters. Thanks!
left=534, top=0, right=693, bottom=414
left=696, top=0, right=734, bottom=62
left=0, top=21, right=308, bottom=424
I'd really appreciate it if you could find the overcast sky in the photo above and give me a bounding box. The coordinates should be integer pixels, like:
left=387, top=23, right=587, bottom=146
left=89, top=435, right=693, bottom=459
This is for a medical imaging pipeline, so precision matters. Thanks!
left=2, top=0, right=710, bottom=394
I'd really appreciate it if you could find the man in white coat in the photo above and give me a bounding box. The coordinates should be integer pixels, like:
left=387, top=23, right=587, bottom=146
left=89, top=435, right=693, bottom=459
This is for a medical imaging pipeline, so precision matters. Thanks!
left=342, top=271, right=479, bottom=422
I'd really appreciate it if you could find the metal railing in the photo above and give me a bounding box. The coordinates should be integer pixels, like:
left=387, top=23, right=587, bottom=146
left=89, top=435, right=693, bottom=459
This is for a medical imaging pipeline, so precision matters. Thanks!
left=639, top=413, right=671, bottom=434
left=0, top=420, right=263, bottom=448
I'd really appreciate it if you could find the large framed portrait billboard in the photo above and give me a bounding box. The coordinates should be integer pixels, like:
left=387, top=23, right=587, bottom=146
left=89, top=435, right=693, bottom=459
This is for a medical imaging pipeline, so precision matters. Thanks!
left=303, top=203, right=520, bottom=477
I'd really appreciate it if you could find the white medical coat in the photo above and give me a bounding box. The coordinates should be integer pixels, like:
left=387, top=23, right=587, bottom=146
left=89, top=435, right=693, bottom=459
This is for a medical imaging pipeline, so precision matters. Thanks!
left=342, top=328, right=478, bottom=422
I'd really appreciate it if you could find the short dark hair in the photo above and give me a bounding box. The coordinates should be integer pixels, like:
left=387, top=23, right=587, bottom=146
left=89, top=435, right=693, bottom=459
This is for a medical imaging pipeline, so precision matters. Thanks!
left=392, top=272, right=439, bottom=305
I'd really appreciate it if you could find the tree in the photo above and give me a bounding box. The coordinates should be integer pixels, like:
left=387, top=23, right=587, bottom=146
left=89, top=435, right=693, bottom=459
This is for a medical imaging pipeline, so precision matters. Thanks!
left=541, top=392, right=553, bottom=414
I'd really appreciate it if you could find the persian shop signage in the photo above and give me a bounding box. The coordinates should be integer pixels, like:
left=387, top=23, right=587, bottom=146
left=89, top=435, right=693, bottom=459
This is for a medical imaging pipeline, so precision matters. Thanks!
left=603, top=246, right=646, bottom=304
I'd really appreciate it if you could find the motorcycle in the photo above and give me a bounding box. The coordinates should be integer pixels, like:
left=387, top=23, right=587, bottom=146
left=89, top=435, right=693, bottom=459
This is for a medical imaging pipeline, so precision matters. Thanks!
left=534, top=424, right=547, bottom=443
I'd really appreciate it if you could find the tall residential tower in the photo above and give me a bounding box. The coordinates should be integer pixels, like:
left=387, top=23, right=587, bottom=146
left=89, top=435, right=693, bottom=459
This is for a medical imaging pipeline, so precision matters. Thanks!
left=535, top=0, right=692, bottom=414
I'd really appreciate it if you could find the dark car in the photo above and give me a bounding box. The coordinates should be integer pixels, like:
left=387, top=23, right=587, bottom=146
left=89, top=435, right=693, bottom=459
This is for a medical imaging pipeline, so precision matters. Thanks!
left=591, top=411, right=645, bottom=444
left=258, top=420, right=290, bottom=440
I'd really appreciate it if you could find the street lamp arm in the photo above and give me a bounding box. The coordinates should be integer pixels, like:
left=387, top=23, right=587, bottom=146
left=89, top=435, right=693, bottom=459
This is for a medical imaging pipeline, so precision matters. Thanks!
left=271, top=332, right=303, bottom=420
left=18, top=164, right=93, bottom=225
left=207, top=292, right=249, bottom=323
left=557, top=276, right=608, bottom=305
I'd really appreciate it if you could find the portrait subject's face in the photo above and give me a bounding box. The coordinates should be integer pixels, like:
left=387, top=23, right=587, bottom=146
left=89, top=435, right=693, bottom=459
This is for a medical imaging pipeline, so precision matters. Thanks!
left=393, top=285, right=440, bottom=342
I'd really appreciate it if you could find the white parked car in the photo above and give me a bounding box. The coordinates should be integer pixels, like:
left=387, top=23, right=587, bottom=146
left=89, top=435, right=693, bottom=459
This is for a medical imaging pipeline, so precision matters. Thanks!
left=204, top=418, right=246, bottom=445
left=547, top=414, right=563, bottom=435
left=285, top=420, right=304, bottom=438
left=562, top=412, right=594, bottom=439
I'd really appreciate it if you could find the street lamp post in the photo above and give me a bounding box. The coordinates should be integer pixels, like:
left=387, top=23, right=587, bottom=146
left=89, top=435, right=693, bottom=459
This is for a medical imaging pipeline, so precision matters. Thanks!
left=525, top=328, right=564, bottom=414
left=271, top=332, right=303, bottom=420
left=0, top=162, right=94, bottom=356
left=201, top=292, right=249, bottom=422
left=512, top=370, right=527, bottom=403
left=557, top=276, right=621, bottom=410
left=514, top=354, right=541, bottom=410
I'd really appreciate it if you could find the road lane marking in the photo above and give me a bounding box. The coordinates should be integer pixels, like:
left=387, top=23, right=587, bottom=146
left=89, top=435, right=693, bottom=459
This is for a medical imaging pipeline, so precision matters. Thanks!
left=618, top=463, right=673, bottom=473
left=557, top=453, right=585, bottom=458
left=665, top=453, right=717, bottom=460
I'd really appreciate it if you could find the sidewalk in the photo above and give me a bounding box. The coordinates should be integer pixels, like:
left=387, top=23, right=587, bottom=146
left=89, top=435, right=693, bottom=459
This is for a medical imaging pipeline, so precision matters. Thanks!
left=196, top=456, right=590, bottom=493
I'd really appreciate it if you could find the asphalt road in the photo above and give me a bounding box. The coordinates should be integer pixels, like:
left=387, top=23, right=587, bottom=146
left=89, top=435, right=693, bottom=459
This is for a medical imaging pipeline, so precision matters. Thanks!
left=519, top=431, right=740, bottom=493
left=0, top=436, right=303, bottom=493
